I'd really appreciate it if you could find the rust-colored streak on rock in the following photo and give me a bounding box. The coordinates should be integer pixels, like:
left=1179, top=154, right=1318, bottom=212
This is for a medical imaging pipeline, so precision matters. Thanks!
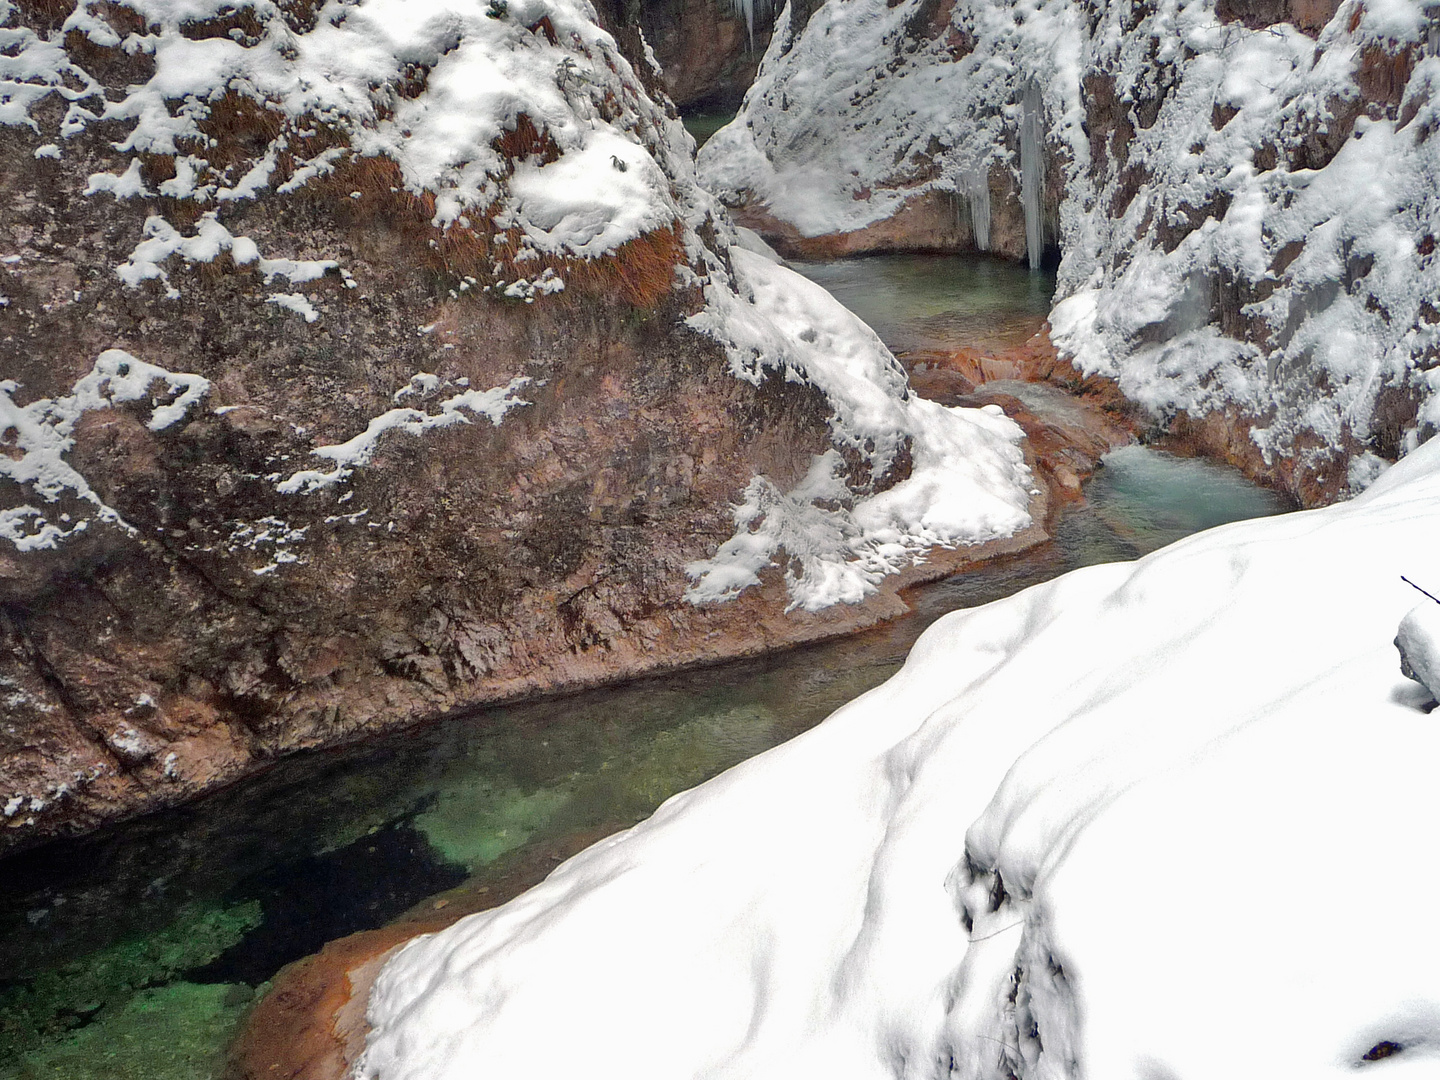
left=225, top=828, right=627, bottom=1080
left=908, top=326, right=1143, bottom=511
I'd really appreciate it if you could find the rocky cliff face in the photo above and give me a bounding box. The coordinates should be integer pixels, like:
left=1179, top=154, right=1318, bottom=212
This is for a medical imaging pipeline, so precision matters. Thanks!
left=584, top=0, right=775, bottom=109
left=0, top=0, right=1038, bottom=852
left=638, top=0, right=775, bottom=108
left=703, top=0, right=1440, bottom=503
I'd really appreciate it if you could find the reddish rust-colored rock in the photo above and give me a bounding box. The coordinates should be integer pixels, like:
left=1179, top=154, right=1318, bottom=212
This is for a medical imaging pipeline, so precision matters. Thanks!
left=908, top=326, right=1142, bottom=511
left=224, top=828, right=619, bottom=1080
left=728, top=175, right=1037, bottom=264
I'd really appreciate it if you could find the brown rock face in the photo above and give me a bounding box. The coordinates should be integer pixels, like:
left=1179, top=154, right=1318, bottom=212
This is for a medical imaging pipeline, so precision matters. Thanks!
left=0, top=0, right=1058, bottom=855
left=645, top=0, right=773, bottom=108
left=728, top=186, right=1035, bottom=262
left=592, top=0, right=776, bottom=109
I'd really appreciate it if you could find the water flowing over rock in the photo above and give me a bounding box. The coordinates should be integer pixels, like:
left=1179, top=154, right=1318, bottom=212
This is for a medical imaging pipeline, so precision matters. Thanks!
left=702, top=0, right=1440, bottom=502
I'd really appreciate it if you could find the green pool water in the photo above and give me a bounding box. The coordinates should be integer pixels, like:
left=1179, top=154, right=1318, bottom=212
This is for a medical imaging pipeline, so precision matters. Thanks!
left=792, top=252, right=1055, bottom=360
left=682, top=108, right=737, bottom=149
left=0, top=257, right=1292, bottom=1079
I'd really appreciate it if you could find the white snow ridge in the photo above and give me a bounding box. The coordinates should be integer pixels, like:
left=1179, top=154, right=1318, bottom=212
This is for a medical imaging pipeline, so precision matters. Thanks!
left=686, top=247, right=1033, bottom=611
left=357, top=436, right=1440, bottom=1080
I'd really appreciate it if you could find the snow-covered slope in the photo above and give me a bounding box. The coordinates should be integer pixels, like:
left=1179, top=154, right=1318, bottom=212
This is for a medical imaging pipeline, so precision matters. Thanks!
left=358, top=435, right=1440, bottom=1080
left=702, top=0, right=1440, bottom=501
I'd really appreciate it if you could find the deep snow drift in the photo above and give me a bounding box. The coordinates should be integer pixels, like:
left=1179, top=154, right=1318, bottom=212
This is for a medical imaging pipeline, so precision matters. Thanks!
left=702, top=0, right=1440, bottom=495
left=357, top=437, right=1440, bottom=1079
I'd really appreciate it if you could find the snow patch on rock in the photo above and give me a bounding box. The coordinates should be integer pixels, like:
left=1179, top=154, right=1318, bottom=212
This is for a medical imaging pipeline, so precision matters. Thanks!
left=707, top=0, right=1440, bottom=487
left=685, top=247, right=1033, bottom=611
left=2, top=0, right=701, bottom=278
left=266, top=291, right=320, bottom=323
left=1396, top=598, right=1440, bottom=701
left=0, top=349, right=211, bottom=550
left=276, top=376, right=533, bottom=495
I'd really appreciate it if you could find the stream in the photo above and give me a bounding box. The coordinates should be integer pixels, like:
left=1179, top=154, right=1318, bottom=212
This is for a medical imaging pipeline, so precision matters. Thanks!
left=0, top=256, right=1291, bottom=1080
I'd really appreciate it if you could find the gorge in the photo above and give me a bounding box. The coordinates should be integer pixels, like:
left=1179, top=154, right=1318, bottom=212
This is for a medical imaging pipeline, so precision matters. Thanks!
left=2, top=0, right=1439, bottom=1076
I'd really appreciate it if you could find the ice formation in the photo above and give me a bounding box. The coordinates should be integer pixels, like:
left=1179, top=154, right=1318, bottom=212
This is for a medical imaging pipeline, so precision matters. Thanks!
left=358, top=426, right=1440, bottom=1080
left=703, top=0, right=1440, bottom=491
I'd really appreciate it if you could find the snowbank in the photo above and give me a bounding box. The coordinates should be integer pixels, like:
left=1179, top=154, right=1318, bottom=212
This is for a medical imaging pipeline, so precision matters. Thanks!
left=358, top=433, right=1440, bottom=1080
left=685, top=247, right=1035, bottom=611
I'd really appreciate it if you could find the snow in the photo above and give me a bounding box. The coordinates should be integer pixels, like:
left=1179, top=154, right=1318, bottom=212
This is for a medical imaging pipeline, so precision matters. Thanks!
left=110, top=213, right=336, bottom=298
left=505, top=127, right=675, bottom=256
left=358, top=430, right=1440, bottom=1080
left=1396, top=599, right=1440, bottom=701
left=276, top=376, right=532, bottom=494
left=0, top=349, right=211, bottom=550
left=266, top=291, right=320, bottom=323
left=685, top=247, right=1033, bottom=611
left=706, top=0, right=1440, bottom=485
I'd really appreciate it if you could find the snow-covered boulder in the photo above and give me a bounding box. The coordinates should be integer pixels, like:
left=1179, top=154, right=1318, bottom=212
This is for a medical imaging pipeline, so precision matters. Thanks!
left=355, top=410, right=1440, bottom=1080
left=1397, top=599, right=1440, bottom=700
left=703, top=0, right=1440, bottom=503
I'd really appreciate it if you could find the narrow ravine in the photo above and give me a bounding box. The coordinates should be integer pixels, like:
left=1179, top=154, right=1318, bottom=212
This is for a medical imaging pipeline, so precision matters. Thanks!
left=0, top=256, right=1290, bottom=1080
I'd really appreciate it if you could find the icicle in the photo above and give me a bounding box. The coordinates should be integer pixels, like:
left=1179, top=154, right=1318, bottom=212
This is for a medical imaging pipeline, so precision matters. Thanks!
left=966, top=166, right=991, bottom=252
left=728, top=0, right=771, bottom=49
left=1020, top=80, right=1045, bottom=271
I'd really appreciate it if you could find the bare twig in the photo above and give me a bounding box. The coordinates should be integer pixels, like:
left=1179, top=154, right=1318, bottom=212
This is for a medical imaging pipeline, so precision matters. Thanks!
left=1401, top=576, right=1440, bottom=605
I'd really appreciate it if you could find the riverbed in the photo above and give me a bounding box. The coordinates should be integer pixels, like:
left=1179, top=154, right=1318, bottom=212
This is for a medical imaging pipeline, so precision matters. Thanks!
left=0, top=257, right=1290, bottom=1080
